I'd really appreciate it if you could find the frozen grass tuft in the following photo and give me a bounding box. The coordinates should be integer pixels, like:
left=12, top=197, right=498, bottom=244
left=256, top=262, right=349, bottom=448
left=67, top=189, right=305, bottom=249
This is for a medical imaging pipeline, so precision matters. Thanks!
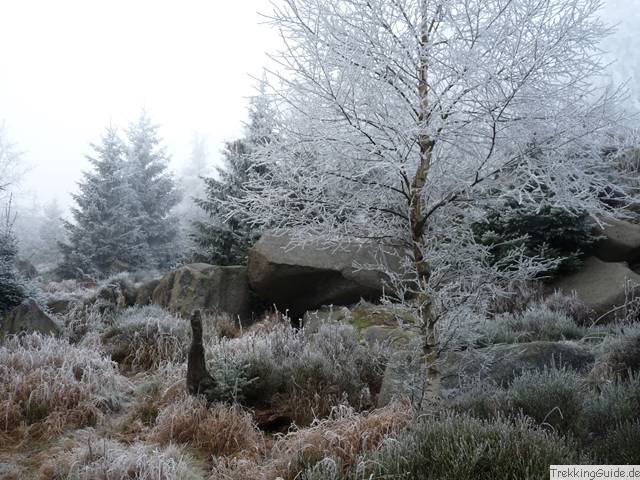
left=39, top=429, right=203, bottom=480
left=101, top=306, right=189, bottom=372
left=0, top=333, right=131, bottom=441
left=476, top=304, right=585, bottom=345
left=204, top=319, right=387, bottom=423
left=150, top=395, right=265, bottom=459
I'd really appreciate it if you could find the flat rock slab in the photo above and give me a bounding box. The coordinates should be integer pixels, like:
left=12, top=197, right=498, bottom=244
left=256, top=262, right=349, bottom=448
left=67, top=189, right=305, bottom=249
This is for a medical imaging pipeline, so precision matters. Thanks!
left=249, top=232, right=403, bottom=318
left=549, top=256, right=640, bottom=323
left=594, top=219, right=640, bottom=263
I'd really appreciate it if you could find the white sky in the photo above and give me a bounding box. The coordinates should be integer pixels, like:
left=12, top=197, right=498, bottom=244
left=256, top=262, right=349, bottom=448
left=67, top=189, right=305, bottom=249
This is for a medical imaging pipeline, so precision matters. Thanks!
left=0, top=0, right=638, bottom=211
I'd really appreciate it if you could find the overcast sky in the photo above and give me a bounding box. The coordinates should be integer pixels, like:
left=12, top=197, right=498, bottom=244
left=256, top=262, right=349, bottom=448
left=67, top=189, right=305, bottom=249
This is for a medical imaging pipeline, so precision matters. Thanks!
left=0, top=0, right=638, bottom=211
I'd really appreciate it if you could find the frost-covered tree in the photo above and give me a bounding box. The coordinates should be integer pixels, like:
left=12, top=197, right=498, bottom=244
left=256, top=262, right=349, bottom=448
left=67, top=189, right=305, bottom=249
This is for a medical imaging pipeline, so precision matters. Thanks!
left=174, top=133, right=212, bottom=257
left=227, top=0, right=633, bottom=398
left=0, top=199, right=24, bottom=315
left=58, top=127, right=147, bottom=277
left=125, top=112, right=181, bottom=269
left=0, top=124, right=24, bottom=195
left=192, top=90, right=277, bottom=265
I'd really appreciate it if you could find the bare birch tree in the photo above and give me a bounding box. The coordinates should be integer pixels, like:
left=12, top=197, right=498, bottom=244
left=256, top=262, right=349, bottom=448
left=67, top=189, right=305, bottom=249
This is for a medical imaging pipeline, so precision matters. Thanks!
left=228, top=0, right=634, bottom=398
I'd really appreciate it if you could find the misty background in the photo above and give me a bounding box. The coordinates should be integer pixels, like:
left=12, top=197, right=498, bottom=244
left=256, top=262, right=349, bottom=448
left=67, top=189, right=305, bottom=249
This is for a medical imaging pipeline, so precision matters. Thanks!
left=0, top=0, right=638, bottom=212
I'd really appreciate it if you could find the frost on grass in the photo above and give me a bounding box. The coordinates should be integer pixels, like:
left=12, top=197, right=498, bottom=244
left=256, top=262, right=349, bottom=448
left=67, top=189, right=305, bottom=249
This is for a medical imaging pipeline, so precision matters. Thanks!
left=40, top=429, right=203, bottom=480
left=204, top=319, right=387, bottom=422
left=101, top=306, right=189, bottom=371
left=150, top=395, right=265, bottom=459
left=0, top=333, right=130, bottom=441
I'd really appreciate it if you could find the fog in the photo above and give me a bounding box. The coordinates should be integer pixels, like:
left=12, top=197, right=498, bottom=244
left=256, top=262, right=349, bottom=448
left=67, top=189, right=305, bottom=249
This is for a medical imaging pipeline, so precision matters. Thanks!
left=0, top=0, right=638, bottom=211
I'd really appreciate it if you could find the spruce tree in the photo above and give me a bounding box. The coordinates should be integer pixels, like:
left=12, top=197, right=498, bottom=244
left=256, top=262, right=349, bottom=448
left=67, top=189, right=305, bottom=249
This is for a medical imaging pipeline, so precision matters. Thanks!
left=192, top=91, right=276, bottom=265
left=125, top=112, right=181, bottom=269
left=0, top=201, right=24, bottom=315
left=58, top=127, right=147, bottom=277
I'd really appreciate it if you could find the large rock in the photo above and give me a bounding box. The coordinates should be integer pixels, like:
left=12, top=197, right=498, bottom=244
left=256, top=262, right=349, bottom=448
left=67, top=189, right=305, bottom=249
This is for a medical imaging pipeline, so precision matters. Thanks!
left=549, top=256, right=640, bottom=323
left=151, top=263, right=250, bottom=321
left=594, top=219, right=640, bottom=263
left=1, top=299, right=60, bottom=336
left=249, top=232, right=403, bottom=317
left=378, top=341, right=594, bottom=406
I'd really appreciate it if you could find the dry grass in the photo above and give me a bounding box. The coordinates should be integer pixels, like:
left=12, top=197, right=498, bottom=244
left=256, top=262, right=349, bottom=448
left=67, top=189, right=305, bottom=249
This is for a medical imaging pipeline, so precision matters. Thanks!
left=0, top=333, right=131, bottom=443
left=150, top=395, right=265, bottom=459
left=39, top=428, right=204, bottom=480
left=101, top=306, right=189, bottom=372
left=271, top=402, right=411, bottom=478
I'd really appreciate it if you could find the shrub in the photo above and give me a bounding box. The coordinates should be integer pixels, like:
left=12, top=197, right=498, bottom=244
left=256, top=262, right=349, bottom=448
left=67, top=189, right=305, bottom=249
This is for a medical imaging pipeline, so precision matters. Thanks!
left=542, top=291, right=593, bottom=326
left=592, top=330, right=640, bottom=381
left=507, top=368, right=586, bottom=436
left=101, top=306, right=189, bottom=371
left=352, top=414, right=579, bottom=480
left=150, top=395, right=264, bottom=459
left=583, top=374, right=640, bottom=438
left=204, top=321, right=386, bottom=423
left=473, top=200, right=601, bottom=278
left=590, top=419, right=640, bottom=464
left=476, top=305, right=584, bottom=346
left=39, top=429, right=203, bottom=480
left=0, top=333, right=130, bottom=440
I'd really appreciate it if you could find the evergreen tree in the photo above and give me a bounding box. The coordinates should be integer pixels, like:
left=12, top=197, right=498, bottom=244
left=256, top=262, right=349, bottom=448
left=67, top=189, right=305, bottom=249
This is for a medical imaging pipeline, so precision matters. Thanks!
left=125, top=112, right=181, bottom=268
left=192, top=90, right=276, bottom=265
left=0, top=200, right=24, bottom=315
left=58, top=127, right=147, bottom=277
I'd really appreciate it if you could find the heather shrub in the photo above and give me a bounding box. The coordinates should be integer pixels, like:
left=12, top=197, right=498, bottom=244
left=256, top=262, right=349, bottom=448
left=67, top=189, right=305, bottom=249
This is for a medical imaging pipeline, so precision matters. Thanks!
left=351, top=414, right=579, bottom=480
left=589, top=419, right=640, bottom=464
left=542, top=291, right=593, bottom=326
left=592, top=329, right=640, bottom=381
left=583, top=374, right=640, bottom=438
left=205, top=320, right=386, bottom=422
left=150, top=395, right=264, bottom=459
left=507, top=368, right=586, bottom=436
left=101, top=306, right=189, bottom=371
left=0, top=333, right=130, bottom=440
left=40, top=429, right=203, bottom=480
left=476, top=305, right=584, bottom=346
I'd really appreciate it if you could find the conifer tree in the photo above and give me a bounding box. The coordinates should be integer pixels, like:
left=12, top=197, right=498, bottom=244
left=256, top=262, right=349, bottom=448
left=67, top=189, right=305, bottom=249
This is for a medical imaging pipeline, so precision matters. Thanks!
left=192, top=90, right=276, bottom=265
left=58, top=127, right=147, bottom=277
left=0, top=200, right=24, bottom=315
left=125, top=112, right=181, bottom=268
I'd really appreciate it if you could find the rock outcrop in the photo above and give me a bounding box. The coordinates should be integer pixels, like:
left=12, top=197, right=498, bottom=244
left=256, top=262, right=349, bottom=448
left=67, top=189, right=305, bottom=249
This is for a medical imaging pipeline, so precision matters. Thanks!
left=549, top=256, right=640, bottom=323
left=594, top=218, right=640, bottom=263
left=151, top=263, right=250, bottom=321
left=1, top=299, right=60, bottom=336
left=248, top=232, right=403, bottom=317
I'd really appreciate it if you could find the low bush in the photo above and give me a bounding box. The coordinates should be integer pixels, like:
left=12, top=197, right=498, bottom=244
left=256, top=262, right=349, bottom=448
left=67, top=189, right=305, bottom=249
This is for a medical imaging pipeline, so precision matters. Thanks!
left=476, top=305, right=584, bottom=346
left=0, top=333, right=130, bottom=441
left=101, top=306, right=189, bottom=371
left=507, top=368, right=586, bottom=437
left=349, top=414, right=579, bottom=480
left=592, top=330, right=640, bottom=381
left=39, top=429, right=203, bottom=480
left=205, top=320, right=387, bottom=423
